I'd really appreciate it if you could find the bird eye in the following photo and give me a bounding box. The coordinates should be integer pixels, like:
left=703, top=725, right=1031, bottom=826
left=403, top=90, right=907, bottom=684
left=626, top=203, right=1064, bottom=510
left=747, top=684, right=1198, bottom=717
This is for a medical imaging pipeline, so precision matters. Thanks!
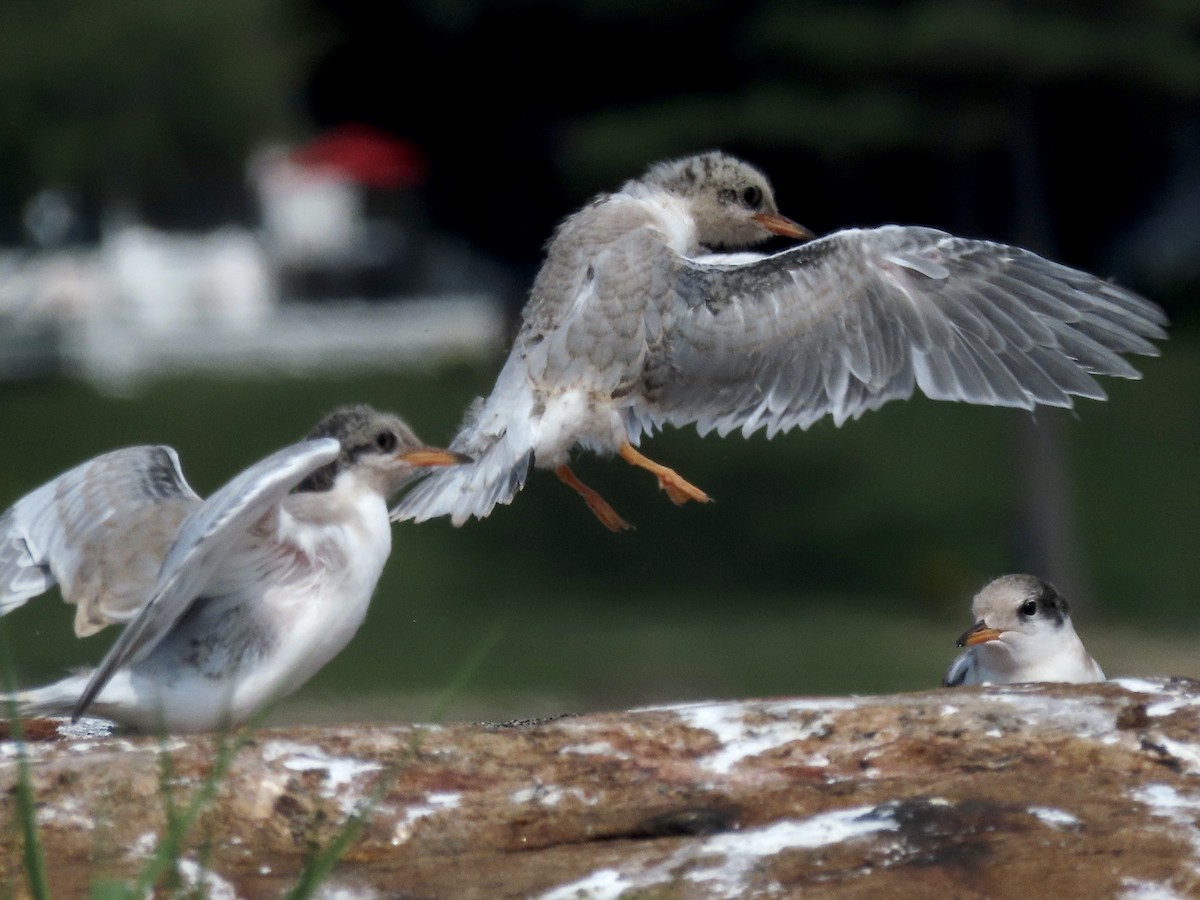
left=375, top=430, right=398, bottom=453
left=741, top=186, right=763, bottom=209
left=1019, top=600, right=1038, bottom=617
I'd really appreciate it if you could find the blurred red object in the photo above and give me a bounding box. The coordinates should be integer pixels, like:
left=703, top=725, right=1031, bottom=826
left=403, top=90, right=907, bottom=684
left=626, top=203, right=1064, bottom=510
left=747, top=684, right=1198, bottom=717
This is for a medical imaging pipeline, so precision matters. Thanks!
left=289, top=124, right=426, bottom=190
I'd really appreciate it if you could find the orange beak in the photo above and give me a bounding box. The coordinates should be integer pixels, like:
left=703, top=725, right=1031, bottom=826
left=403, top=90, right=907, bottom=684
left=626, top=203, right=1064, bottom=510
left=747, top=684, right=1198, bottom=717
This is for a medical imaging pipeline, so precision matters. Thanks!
left=752, top=211, right=815, bottom=241
left=399, top=449, right=472, bottom=468
left=956, top=621, right=1005, bottom=648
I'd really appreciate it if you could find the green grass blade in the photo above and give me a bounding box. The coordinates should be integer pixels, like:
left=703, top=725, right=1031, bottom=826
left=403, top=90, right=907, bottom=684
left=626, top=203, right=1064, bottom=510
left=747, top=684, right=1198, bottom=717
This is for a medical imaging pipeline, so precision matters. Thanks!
left=0, top=621, right=50, bottom=900
left=132, top=715, right=259, bottom=896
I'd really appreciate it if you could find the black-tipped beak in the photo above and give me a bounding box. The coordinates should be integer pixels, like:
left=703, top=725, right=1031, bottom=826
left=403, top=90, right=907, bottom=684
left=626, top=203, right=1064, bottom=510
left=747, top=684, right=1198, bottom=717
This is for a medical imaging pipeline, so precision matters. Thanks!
left=956, top=620, right=1004, bottom=648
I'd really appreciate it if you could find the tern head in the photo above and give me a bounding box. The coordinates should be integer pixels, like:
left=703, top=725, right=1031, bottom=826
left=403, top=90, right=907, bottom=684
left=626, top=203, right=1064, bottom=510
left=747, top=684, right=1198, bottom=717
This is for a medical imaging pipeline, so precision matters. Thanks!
left=297, top=404, right=471, bottom=497
left=634, top=151, right=813, bottom=250
left=955, top=574, right=1075, bottom=661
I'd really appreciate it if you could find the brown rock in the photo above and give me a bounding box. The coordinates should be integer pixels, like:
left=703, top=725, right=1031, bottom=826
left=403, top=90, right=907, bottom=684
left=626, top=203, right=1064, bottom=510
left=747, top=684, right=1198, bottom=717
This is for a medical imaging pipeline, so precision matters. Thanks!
left=3, top=678, right=1200, bottom=897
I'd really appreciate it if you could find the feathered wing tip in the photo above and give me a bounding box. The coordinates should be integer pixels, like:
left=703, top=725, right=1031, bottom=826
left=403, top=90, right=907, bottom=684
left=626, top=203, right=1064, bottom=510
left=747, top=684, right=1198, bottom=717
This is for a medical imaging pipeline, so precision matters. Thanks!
left=0, top=507, right=55, bottom=617
left=391, top=447, right=534, bottom=526
left=652, top=226, right=1168, bottom=444
left=1, top=446, right=203, bottom=630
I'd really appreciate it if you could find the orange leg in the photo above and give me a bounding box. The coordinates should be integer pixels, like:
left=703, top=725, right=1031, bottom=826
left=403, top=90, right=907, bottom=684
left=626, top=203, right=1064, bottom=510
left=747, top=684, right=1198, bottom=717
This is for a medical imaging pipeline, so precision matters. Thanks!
left=555, top=465, right=633, bottom=532
left=618, top=442, right=712, bottom=506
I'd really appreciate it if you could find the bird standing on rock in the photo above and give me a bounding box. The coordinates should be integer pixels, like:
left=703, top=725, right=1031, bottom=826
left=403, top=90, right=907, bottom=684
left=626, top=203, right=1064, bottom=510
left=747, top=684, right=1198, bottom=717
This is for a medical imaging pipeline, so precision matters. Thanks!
left=0, top=405, right=469, bottom=732
left=392, top=150, right=1168, bottom=531
left=943, top=574, right=1105, bottom=686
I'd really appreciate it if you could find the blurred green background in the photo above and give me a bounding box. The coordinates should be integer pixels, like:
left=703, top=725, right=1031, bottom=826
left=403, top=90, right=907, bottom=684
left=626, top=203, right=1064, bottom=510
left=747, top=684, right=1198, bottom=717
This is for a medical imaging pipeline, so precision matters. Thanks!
left=1, top=0, right=1197, bottom=724
left=0, top=339, right=1195, bottom=725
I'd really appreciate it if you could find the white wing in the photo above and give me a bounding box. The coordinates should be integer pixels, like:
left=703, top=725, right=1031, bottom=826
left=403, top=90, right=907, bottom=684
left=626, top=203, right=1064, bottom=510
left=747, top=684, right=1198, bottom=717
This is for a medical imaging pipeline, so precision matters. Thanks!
left=72, top=437, right=341, bottom=720
left=0, top=447, right=201, bottom=637
left=634, top=225, right=1168, bottom=440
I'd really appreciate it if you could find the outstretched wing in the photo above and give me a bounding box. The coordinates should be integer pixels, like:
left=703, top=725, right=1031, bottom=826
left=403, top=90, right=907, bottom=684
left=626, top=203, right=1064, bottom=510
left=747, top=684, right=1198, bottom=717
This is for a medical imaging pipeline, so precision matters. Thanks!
left=72, top=437, right=341, bottom=721
left=634, top=226, right=1168, bottom=440
left=0, top=447, right=201, bottom=637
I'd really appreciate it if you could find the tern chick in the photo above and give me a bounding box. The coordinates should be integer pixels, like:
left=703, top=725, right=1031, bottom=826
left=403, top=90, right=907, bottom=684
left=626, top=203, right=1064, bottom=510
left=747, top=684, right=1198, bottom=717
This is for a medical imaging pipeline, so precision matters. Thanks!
left=392, top=150, right=1166, bottom=532
left=0, top=405, right=468, bottom=732
left=943, top=574, right=1105, bottom=687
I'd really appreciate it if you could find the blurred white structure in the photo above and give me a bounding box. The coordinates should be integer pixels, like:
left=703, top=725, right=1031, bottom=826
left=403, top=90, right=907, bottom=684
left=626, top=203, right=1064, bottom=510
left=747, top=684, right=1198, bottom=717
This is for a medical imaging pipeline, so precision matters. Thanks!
left=0, top=132, right=505, bottom=390
left=0, top=224, right=503, bottom=391
left=101, top=223, right=274, bottom=332
left=0, top=235, right=502, bottom=390
left=251, top=143, right=368, bottom=270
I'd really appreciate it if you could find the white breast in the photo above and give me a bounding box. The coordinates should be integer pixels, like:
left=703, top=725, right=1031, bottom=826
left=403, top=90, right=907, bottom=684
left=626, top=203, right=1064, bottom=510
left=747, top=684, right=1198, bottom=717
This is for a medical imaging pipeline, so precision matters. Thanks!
left=534, top=388, right=629, bottom=466
left=115, top=484, right=394, bottom=731
left=966, top=629, right=1104, bottom=685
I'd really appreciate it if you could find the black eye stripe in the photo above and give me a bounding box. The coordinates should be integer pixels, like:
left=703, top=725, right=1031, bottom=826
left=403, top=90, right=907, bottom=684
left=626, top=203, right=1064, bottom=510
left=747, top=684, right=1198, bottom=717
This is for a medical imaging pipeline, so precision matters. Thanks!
left=1035, top=581, right=1068, bottom=626
left=1038, top=582, right=1067, bottom=612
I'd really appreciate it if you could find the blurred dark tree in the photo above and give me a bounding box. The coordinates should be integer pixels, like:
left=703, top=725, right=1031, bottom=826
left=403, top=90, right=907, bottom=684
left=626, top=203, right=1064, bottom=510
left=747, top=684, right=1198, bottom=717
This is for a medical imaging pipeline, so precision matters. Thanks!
left=3, top=0, right=1198, bottom=292
left=0, top=0, right=320, bottom=233
left=563, top=0, right=1200, bottom=167
left=308, top=0, right=1200, bottom=322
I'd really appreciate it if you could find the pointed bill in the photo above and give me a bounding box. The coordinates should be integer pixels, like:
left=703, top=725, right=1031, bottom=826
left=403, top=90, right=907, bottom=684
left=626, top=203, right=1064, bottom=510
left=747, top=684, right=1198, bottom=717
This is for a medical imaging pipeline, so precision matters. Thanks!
left=399, top=449, right=472, bottom=468
left=957, top=621, right=1005, bottom=647
left=751, top=211, right=814, bottom=240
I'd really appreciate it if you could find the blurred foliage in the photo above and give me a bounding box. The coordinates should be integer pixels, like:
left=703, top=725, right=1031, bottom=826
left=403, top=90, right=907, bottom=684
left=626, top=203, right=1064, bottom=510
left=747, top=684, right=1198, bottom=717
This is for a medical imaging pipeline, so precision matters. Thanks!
left=2, top=0, right=1198, bottom=305
left=543, top=0, right=1200, bottom=184
left=750, top=1, right=1200, bottom=88
left=0, top=0, right=319, bottom=220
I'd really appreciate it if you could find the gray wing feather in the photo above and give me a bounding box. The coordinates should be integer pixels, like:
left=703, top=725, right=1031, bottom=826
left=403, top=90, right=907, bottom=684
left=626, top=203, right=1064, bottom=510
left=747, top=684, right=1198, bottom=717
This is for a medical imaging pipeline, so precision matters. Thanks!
left=72, top=437, right=341, bottom=721
left=637, top=226, right=1167, bottom=440
left=942, top=648, right=977, bottom=688
left=0, top=447, right=201, bottom=636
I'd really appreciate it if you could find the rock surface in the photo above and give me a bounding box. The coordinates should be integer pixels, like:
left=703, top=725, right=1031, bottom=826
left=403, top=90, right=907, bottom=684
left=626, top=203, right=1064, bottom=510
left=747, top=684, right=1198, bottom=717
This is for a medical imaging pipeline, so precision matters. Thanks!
left=3, top=678, right=1200, bottom=898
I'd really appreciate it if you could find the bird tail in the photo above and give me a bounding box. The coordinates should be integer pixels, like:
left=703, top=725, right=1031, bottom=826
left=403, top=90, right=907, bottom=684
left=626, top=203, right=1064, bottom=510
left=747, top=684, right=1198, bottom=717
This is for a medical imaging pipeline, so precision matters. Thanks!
left=391, top=359, right=539, bottom=526
left=392, top=443, right=534, bottom=526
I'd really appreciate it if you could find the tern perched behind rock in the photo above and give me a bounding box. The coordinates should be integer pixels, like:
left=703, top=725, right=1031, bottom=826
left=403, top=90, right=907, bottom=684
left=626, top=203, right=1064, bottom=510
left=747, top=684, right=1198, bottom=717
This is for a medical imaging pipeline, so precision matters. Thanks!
left=943, top=574, right=1105, bottom=687
left=0, top=405, right=468, bottom=732
left=392, top=150, right=1167, bottom=531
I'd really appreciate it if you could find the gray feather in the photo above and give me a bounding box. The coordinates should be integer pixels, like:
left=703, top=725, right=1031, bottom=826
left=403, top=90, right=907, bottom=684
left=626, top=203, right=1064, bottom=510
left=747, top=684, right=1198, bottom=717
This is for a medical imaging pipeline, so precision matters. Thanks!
left=0, top=446, right=201, bottom=634
left=639, top=226, right=1166, bottom=438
